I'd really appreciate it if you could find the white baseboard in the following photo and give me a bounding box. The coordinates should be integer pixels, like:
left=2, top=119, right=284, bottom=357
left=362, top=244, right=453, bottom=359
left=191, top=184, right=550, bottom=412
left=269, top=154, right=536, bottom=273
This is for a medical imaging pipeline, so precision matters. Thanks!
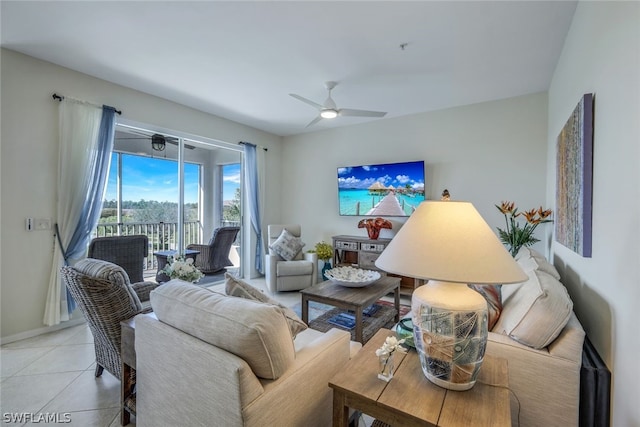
left=1, top=316, right=87, bottom=345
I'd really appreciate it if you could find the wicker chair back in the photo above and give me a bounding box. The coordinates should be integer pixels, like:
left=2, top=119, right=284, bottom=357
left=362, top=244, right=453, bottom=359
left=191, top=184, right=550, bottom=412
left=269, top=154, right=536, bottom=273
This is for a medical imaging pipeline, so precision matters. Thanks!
left=88, top=235, right=149, bottom=283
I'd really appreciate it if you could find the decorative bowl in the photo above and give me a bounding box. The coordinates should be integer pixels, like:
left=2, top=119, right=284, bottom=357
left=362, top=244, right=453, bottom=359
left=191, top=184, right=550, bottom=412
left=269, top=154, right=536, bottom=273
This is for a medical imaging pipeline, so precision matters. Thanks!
left=325, top=266, right=381, bottom=288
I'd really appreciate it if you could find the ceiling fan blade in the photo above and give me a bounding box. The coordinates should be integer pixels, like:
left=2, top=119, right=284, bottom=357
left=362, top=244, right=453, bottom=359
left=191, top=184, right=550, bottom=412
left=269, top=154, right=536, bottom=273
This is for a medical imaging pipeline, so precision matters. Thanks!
left=125, top=129, right=155, bottom=138
left=166, top=139, right=196, bottom=150
left=339, top=108, right=387, bottom=118
left=290, top=93, right=323, bottom=110
left=305, top=116, right=323, bottom=128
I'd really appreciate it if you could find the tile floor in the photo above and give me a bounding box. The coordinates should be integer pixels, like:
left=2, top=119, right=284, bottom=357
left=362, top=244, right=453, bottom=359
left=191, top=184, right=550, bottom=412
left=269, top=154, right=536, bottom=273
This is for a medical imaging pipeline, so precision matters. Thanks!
left=0, top=277, right=390, bottom=426
left=1, top=323, right=124, bottom=426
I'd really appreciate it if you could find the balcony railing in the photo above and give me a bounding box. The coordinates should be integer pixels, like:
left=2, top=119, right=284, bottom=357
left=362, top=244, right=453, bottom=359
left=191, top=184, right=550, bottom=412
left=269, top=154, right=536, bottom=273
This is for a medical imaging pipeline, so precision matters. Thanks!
left=93, top=220, right=240, bottom=271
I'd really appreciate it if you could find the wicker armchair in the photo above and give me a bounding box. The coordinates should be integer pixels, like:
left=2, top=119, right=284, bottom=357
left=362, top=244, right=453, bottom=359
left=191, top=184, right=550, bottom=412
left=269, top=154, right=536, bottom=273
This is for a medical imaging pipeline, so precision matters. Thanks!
left=61, top=258, right=159, bottom=380
left=88, top=235, right=149, bottom=283
left=187, top=226, right=240, bottom=274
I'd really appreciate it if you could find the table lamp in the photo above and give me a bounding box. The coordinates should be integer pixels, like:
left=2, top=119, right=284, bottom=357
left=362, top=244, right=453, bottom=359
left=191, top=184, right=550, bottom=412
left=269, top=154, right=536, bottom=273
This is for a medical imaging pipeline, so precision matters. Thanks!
left=375, top=200, right=527, bottom=391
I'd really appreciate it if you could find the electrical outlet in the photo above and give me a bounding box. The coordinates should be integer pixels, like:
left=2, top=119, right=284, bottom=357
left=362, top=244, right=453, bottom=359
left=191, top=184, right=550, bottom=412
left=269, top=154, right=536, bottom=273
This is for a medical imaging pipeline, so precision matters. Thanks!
left=35, top=218, right=51, bottom=230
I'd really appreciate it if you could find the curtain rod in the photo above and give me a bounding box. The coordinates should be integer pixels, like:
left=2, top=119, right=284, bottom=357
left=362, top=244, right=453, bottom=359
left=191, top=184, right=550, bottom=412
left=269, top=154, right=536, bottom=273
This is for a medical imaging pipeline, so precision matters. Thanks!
left=52, top=93, right=122, bottom=115
left=238, top=141, right=268, bottom=151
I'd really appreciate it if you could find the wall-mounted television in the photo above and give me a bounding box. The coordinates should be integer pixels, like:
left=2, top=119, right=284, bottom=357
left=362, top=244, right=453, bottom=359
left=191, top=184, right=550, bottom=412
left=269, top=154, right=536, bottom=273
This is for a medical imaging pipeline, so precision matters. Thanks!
left=337, top=160, right=425, bottom=216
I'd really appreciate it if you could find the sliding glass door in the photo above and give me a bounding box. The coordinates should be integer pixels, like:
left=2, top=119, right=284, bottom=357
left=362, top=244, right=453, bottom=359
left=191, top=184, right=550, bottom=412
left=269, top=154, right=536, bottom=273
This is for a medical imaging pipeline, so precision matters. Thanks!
left=98, top=124, right=243, bottom=278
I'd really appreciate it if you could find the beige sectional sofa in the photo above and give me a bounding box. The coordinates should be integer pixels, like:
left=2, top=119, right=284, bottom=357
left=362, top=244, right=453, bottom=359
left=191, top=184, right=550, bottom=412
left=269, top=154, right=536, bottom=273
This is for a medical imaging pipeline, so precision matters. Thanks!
left=486, top=248, right=585, bottom=427
left=135, top=280, right=360, bottom=427
left=134, top=249, right=584, bottom=426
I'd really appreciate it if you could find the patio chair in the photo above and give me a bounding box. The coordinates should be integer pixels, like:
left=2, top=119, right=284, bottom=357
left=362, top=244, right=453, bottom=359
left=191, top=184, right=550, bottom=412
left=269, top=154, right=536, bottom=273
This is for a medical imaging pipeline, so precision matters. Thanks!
left=61, top=258, right=160, bottom=380
left=187, top=226, right=240, bottom=274
left=88, top=235, right=149, bottom=283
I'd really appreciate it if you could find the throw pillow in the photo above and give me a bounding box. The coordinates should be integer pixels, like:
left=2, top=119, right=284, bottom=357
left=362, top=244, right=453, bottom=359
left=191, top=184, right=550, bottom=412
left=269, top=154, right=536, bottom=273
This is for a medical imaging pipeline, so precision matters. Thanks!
left=151, top=280, right=295, bottom=379
left=493, top=269, right=573, bottom=349
left=515, top=247, right=561, bottom=280
left=224, top=273, right=308, bottom=338
left=468, top=284, right=502, bottom=330
left=270, top=228, right=305, bottom=261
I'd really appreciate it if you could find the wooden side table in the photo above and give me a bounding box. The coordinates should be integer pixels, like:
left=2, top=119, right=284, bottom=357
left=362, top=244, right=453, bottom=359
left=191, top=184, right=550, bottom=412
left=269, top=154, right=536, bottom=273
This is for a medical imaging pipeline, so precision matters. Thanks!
left=120, top=316, right=136, bottom=425
left=120, top=312, right=156, bottom=425
left=329, top=329, right=511, bottom=427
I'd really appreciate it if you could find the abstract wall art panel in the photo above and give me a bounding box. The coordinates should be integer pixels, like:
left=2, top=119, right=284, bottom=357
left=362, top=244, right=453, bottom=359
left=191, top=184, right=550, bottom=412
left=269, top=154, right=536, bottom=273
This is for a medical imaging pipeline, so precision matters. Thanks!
left=555, top=93, right=594, bottom=257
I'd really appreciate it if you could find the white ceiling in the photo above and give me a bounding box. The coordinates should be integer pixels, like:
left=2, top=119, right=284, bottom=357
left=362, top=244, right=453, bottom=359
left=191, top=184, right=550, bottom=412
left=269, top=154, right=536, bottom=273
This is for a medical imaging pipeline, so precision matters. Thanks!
left=1, top=1, right=577, bottom=137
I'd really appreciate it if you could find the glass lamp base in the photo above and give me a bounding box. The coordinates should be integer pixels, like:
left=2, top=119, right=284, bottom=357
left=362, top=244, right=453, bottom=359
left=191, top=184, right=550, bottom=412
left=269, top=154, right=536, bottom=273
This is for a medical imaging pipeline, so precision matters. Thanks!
left=411, top=280, right=489, bottom=391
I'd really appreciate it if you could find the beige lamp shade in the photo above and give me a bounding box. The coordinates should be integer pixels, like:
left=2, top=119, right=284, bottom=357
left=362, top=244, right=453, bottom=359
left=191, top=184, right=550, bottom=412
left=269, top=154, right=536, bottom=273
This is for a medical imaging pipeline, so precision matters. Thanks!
left=375, top=200, right=527, bottom=285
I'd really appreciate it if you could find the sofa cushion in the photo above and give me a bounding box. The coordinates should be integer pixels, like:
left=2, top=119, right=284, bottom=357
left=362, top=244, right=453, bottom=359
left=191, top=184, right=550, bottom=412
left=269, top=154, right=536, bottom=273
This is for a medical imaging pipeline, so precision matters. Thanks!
left=469, top=284, right=502, bottom=330
left=224, top=273, right=308, bottom=338
left=493, top=269, right=573, bottom=349
left=516, top=247, right=561, bottom=280
left=269, top=228, right=305, bottom=261
left=151, top=280, right=295, bottom=379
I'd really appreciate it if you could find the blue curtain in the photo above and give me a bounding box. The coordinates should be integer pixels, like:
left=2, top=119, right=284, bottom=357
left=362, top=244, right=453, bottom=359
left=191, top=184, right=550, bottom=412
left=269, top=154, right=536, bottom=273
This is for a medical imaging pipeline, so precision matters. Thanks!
left=243, top=142, right=264, bottom=274
left=63, top=106, right=116, bottom=312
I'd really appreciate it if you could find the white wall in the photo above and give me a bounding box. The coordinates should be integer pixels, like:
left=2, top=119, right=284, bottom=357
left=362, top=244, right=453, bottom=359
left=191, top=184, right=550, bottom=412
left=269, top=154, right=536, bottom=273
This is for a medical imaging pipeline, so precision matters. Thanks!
left=0, top=49, right=283, bottom=340
left=281, top=93, right=550, bottom=253
left=547, top=2, right=640, bottom=425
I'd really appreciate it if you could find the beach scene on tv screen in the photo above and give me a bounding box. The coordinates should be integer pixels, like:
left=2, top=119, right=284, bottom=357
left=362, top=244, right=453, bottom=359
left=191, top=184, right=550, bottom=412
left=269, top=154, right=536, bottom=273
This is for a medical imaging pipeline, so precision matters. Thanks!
left=337, top=161, right=425, bottom=216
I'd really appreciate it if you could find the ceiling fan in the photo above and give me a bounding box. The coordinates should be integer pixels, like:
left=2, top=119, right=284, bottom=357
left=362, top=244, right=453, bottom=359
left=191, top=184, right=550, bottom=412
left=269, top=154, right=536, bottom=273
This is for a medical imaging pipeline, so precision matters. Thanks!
left=115, top=132, right=196, bottom=151
left=290, top=81, right=387, bottom=128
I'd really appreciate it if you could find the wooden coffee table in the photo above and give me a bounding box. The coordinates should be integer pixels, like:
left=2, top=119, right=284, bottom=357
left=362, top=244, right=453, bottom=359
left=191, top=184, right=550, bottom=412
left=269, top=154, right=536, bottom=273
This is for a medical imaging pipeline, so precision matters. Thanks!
left=329, top=329, right=511, bottom=427
left=300, top=276, right=401, bottom=344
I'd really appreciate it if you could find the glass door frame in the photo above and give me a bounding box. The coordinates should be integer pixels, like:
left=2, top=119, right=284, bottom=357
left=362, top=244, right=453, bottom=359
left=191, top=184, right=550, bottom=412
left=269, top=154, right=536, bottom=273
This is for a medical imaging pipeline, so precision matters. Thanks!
left=115, top=119, right=245, bottom=277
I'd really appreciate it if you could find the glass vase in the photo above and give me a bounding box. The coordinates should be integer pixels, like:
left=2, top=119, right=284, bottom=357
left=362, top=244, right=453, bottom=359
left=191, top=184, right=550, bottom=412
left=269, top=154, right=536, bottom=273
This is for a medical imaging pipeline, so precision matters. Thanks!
left=321, top=260, right=332, bottom=280
left=377, top=353, right=395, bottom=382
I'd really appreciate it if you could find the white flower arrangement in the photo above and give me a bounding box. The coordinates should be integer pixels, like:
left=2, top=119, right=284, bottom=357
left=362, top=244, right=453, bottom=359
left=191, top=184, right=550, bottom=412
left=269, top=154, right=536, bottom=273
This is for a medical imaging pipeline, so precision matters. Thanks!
left=375, top=335, right=407, bottom=381
left=375, top=335, right=407, bottom=359
left=162, top=256, right=204, bottom=283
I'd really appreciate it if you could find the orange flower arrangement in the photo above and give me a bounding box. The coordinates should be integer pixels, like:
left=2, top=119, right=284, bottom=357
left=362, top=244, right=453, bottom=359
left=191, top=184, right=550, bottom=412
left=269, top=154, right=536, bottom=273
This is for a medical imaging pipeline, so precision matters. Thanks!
left=496, top=201, right=553, bottom=257
left=358, top=217, right=392, bottom=240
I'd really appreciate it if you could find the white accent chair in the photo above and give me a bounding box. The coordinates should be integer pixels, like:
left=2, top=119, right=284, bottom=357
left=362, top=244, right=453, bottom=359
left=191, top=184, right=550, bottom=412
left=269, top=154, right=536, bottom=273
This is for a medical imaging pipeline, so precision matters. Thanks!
left=265, top=224, right=317, bottom=292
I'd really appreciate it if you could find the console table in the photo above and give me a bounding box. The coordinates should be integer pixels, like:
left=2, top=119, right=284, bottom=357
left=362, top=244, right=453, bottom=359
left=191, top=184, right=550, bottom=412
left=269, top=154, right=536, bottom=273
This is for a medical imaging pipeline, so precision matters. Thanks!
left=329, top=329, right=511, bottom=427
left=332, top=235, right=419, bottom=295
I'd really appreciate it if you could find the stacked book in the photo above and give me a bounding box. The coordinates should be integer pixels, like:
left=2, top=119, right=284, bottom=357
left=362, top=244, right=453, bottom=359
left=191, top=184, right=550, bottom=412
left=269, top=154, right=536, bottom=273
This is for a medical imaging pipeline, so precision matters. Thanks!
left=327, top=304, right=381, bottom=330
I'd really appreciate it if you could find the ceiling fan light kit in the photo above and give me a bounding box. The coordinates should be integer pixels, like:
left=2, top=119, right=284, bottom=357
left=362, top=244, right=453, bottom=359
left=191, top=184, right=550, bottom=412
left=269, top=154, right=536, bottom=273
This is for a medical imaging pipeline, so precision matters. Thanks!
left=151, top=134, right=166, bottom=151
left=320, top=109, right=338, bottom=119
left=290, top=81, right=387, bottom=128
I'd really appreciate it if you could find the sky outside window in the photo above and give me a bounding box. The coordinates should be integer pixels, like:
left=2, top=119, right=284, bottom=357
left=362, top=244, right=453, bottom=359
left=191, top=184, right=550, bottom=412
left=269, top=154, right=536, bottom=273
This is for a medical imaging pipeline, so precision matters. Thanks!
left=222, top=163, right=241, bottom=202
left=104, top=154, right=240, bottom=203
left=104, top=153, right=200, bottom=203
